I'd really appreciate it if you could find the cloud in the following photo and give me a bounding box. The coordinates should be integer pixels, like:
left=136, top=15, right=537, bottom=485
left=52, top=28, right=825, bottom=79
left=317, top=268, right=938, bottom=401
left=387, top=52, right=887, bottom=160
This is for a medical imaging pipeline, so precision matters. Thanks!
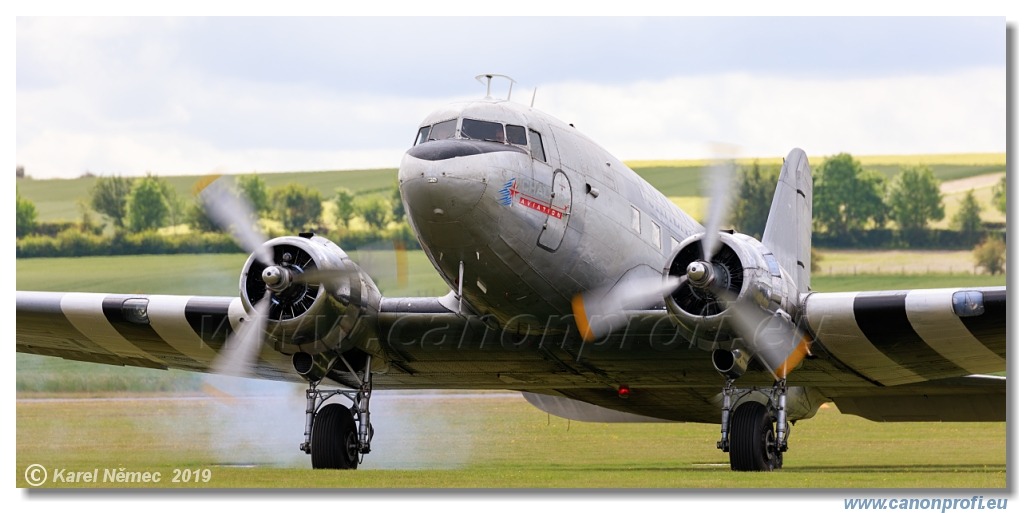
left=17, top=65, right=1004, bottom=179
left=539, top=67, right=1006, bottom=161
left=15, top=17, right=1006, bottom=178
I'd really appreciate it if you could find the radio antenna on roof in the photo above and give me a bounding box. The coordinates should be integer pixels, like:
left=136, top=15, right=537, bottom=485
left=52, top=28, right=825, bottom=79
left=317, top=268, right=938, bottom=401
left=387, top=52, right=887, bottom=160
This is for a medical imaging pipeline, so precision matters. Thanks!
left=475, top=73, right=516, bottom=101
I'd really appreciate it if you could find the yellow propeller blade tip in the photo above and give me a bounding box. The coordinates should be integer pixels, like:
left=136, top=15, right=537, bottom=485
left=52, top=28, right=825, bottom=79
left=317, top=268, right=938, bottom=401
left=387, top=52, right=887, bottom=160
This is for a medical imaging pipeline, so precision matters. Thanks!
left=774, top=336, right=813, bottom=379
left=571, top=294, right=595, bottom=342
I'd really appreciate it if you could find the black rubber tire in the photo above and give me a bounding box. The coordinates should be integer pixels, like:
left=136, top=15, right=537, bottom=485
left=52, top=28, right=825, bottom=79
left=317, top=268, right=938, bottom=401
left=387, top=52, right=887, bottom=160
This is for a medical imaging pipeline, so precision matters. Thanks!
left=729, top=401, right=781, bottom=472
left=310, top=403, right=359, bottom=470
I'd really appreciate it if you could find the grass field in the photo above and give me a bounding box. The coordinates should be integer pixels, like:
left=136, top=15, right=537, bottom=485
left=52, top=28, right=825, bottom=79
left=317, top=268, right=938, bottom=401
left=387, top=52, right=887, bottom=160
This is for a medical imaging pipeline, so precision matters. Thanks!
left=933, top=174, right=1006, bottom=229
left=818, top=249, right=991, bottom=275
left=15, top=393, right=1006, bottom=488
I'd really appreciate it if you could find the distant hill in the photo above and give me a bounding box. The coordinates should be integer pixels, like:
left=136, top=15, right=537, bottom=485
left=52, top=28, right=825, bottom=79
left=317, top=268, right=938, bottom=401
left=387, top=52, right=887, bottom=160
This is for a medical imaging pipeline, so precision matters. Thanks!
left=17, top=167, right=401, bottom=223
left=16, top=153, right=1005, bottom=222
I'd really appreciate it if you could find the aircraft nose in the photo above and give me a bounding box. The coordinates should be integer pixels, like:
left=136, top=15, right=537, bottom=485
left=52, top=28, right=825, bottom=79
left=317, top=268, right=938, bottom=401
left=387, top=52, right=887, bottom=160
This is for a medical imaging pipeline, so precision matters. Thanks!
left=399, top=144, right=491, bottom=222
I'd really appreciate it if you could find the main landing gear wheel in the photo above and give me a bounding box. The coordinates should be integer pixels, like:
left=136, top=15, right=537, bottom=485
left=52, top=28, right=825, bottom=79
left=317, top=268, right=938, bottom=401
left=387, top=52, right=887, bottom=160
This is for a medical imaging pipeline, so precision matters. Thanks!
left=311, top=403, right=360, bottom=469
left=729, top=402, right=782, bottom=471
left=300, top=354, right=374, bottom=470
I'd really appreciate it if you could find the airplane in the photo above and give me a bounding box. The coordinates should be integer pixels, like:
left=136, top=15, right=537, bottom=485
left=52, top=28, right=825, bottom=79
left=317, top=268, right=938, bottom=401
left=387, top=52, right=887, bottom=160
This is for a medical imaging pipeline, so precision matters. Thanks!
left=16, top=74, right=1006, bottom=472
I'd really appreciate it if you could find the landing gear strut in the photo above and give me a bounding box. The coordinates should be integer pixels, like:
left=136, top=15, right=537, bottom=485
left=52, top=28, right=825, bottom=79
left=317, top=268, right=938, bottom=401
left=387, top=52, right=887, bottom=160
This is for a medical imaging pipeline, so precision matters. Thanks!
left=717, top=379, right=790, bottom=471
left=300, top=355, right=374, bottom=469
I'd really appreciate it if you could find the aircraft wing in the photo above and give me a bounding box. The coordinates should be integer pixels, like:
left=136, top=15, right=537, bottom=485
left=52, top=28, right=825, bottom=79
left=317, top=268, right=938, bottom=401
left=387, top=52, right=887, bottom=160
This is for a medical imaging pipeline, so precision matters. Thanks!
left=802, top=286, right=1006, bottom=386
left=17, top=285, right=1006, bottom=423
left=16, top=291, right=298, bottom=381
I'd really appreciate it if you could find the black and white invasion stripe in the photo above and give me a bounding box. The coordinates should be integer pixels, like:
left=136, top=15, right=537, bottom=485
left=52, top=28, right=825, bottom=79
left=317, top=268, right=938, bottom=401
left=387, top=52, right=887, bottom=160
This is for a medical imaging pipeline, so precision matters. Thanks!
left=16, top=291, right=296, bottom=381
left=803, top=287, right=1005, bottom=386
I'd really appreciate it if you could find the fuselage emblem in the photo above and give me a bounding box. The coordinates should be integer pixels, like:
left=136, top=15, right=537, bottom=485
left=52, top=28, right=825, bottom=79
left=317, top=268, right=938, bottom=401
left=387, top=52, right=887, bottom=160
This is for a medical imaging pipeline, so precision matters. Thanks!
left=498, top=178, right=519, bottom=206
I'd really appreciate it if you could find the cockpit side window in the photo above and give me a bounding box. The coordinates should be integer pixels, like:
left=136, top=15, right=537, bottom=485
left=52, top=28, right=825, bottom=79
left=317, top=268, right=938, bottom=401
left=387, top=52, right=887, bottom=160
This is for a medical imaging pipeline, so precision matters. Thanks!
left=414, top=126, right=430, bottom=146
left=506, top=125, right=528, bottom=145
left=428, top=119, right=457, bottom=141
left=529, top=129, right=546, bottom=162
left=461, top=118, right=505, bottom=143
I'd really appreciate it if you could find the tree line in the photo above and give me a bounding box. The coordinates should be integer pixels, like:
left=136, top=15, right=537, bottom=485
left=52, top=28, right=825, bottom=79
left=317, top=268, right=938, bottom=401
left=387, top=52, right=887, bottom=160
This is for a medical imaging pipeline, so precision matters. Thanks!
left=729, top=153, right=1006, bottom=273
left=16, top=174, right=414, bottom=258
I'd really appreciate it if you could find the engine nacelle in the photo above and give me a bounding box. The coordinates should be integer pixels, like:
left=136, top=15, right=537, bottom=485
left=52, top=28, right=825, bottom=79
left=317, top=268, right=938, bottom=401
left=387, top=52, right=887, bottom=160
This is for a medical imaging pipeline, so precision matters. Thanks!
left=239, top=233, right=381, bottom=357
left=662, top=232, right=798, bottom=346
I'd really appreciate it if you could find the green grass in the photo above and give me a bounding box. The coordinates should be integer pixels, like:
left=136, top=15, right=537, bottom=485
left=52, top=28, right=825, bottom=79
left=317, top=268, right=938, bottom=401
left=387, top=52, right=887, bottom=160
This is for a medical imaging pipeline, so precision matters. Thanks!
left=812, top=273, right=1005, bottom=292
left=813, top=249, right=1005, bottom=291
left=15, top=394, right=1006, bottom=488
left=815, top=249, right=997, bottom=276
left=16, top=354, right=202, bottom=394
left=634, top=165, right=708, bottom=197
left=667, top=196, right=708, bottom=218
left=935, top=178, right=1005, bottom=229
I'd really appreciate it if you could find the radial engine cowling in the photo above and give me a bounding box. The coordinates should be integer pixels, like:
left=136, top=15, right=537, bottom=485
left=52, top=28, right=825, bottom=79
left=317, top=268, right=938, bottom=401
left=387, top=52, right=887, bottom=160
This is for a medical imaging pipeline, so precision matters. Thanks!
left=662, top=232, right=798, bottom=345
left=239, top=234, right=381, bottom=356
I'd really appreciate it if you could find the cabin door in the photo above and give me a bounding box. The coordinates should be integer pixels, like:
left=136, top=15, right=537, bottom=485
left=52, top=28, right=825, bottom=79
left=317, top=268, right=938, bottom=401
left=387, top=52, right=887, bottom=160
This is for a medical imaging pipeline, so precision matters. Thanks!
left=537, top=169, right=572, bottom=252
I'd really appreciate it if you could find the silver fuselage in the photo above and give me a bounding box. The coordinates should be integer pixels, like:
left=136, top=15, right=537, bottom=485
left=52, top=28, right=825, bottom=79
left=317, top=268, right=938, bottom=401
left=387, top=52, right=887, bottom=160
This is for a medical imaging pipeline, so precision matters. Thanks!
left=399, top=98, right=702, bottom=328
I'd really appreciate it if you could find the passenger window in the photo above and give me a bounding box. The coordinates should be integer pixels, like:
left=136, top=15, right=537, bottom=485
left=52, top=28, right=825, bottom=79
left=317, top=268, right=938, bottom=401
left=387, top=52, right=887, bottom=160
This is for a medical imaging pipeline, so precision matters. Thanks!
left=506, top=125, right=528, bottom=145
left=428, top=119, right=457, bottom=141
left=651, top=222, right=662, bottom=249
left=670, top=237, right=681, bottom=249
left=414, top=126, right=430, bottom=145
left=631, top=207, right=641, bottom=233
left=461, top=118, right=505, bottom=143
left=529, top=129, right=546, bottom=162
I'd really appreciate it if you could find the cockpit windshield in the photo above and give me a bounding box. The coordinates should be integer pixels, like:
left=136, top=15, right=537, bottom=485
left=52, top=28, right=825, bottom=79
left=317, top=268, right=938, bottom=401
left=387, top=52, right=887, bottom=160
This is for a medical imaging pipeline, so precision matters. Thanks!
left=427, top=119, right=457, bottom=141
left=461, top=118, right=505, bottom=143
left=413, top=117, right=536, bottom=154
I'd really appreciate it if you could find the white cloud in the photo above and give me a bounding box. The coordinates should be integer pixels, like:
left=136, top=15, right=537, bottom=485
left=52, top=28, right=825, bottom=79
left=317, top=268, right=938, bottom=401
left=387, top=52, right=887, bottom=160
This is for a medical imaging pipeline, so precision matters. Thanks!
left=539, top=67, right=1006, bottom=162
left=16, top=73, right=463, bottom=178
left=15, top=16, right=1006, bottom=179
left=16, top=67, right=1005, bottom=179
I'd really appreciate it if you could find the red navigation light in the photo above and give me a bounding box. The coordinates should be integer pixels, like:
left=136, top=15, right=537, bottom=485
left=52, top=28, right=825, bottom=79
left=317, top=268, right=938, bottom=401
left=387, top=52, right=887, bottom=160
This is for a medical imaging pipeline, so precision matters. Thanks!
left=617, top=385, right=631, bottom=399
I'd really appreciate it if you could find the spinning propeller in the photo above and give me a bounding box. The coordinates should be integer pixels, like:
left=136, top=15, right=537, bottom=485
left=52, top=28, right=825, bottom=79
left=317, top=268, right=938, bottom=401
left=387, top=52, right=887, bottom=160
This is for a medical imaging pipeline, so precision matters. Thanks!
left=200, top=179, right=274, bottom=268
left=571, top=153, right=810, bottom=380
left=199, top=179, right=353, bottom=377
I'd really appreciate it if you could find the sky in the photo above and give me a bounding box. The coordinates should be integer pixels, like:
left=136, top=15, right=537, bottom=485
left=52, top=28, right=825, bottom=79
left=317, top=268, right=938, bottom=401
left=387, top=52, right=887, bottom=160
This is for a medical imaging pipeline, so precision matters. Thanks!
left=14, top=16, right=1008, bottom=179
